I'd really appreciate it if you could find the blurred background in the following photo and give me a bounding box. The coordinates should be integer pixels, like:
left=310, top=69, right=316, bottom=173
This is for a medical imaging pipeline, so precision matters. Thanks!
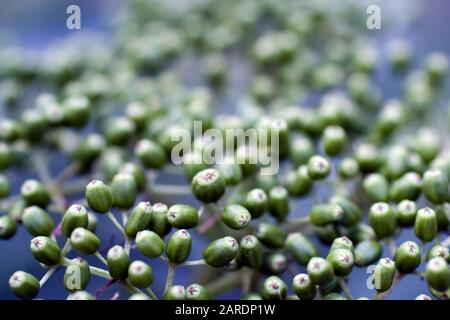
left=1, top=0, right=450, bottom=300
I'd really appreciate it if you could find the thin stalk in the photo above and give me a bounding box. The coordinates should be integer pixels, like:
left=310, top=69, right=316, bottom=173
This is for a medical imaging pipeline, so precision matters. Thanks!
left=179, top=259, right=206, bottom=267
left=197, top=212, right=221, bottom=234
left=389, top=238, right=397, bottom=257
left=56, top=163, right=80, bottom=185
left=164, top=264, right=176, bottom=294
left=146, top=287, right=159, bottom=300
left=338, top=278, right=353, bottom=300
left=107, top=211, right=125, bottom=235
left=89, top=266, right=112, bottom=280
left=121, top=210, right=128, bottom=225
left=95, top=251, right=108, bottom=266
left=63, top=258, right=111, bottom=280
left=60, top=239, right=71, bottom=258
left=32, top=151, right=66, bottom=211
left=39, top=266, right=59, bottom=287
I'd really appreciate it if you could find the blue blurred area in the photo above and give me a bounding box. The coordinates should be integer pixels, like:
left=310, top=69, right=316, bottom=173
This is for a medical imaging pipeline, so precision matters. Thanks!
left=1, top=0, right=450, bottom=300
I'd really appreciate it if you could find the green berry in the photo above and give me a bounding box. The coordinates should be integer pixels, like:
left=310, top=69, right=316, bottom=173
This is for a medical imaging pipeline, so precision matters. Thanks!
left=307, top=257, right=334, bottom=286
left=111, top=173, right=137, bottom=210
left=216, top=162, right=242, bottom=186
left=243, top=188, right=268, bottom=219
left=238, top=235, right=263, bottom=269
left=321, top=125, right=347, bottom=156
left=30, top=236, right=61, bottom=265
left=261, top=276, right=287, bottom=300
left=9, top=271, right=40, bottom=300
left=268, top=186, right=289, bottom=222
left=167, top=204, right=199, bottom=229
left=20, top=179, right=50, bottom=208
left=64, top=257, right=90, bottom=292
left=105, top=117, right=135, bottom=146
left=0, top=142, right=12, bottom=170
left=87, top=212, right=97, bottom=232
left=0, top=119, right=22, bottom=142
left=119, top=162, right=146, bottom=191
left=394, top=241, right=422, bottom=273
left=434, top=204, right=450, bottom=231
left=263, top=252, right=288, bottom=275
left=163, top=285, right=186, bottom=300
left=354, top=240, right=382, bottom=267
left=186, top=284, right=212, bottom=300
left=8, top=198, right=26, bottom=222
left=282, top=166, right=312, bottom=197
left=136, top=230, right=165, bottom=258
left=415, top=294, right=432, bottom=300
left=203, top=236, right=239, bottom=268
left=0, top=174, right=10, bottom=198
left=327, top=248, right=354, bottom=277
left=338, top=158, right=359, bottom=179
left=70, top=227, right=101, bottom=255
left=323, top=293, right=346, bottom=300
left=107, top=245, right=130, bottom=280
left=293, top=274, right=316, bottom=300
left=150, top=203, right=172, bottom=237
left=382, top=146, right=409, bottom=180
left=221, top=204, right=251, bottom=230
left=286, top=232, right=318, bottom=266
left=126, top=101, right=150, bottom=131
left=85, top=180, right=112, bottom=213
left=368, top=202, right=396, bottom=239
left=0, top=215, right=17, bottom=239
left=135, top=139, right=166, bottom=169
left=191, top=168, right=226, bottom=203
left=182, top=151, right=208, bottom=181
left=387, top=40, right=412, bottom=70
left=416, top=128, right=440, bottom=162
left=61, top=204, right=89, bottom=237
left=389, top=172, right=422, bottom=202
left=72, top=134, right=105, bottom=166
left=99, top=147, right=127, bottom=181
left=329, top=195, right=362, bottom=226
left=129, top=293, right=150, bottom=300
left=414, top=207, right=438, bottom=243
left=128, top=260, right=154, bottom=288
left=425, top=257, right=450, bottom=292
left=395, top=200, right=417, bottom=226
left=63, top=96, right=90, bottom=127
left=67, top=291, right=96, bottom=300
left=330, top=236, right=354, bottom=252
left=125, top=202, right=153, bottom=238
left=22, top=206, right=54, bottom=237
left=355, top=143, right=382, bottom=172
left=255, top=222, right=287, bottom=248
left=427, top=244, right=450, bottom=262
left=363, top=173, right=389, bottom=202
left=309, top=203, right=343, bottom=226
left=422, top=169, right=448, bottom=204
left=372, top=258, right=396, bottom=292
left=307, top=155, right=330, bottom=180
left=289, top=135, right=314, bottom=166
left=166, top=229, right=192, bottom=264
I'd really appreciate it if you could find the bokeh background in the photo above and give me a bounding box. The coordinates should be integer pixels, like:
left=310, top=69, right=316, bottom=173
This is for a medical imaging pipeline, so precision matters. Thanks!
left=1, top=0, right=450, bottom=299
